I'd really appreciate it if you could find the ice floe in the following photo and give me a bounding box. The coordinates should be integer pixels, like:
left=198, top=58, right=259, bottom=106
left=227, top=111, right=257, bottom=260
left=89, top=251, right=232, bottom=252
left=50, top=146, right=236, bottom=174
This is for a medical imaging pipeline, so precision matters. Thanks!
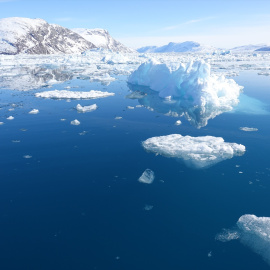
left=175, top=120, right=182, bottom=125
left=76, top=103, right=97, bottom=113
left=216, top=214, right=270, bottom=265
left=29, top=109, right=39, bottom=114
left=138, top=169, right=155, bottom=184
left=70, top=119, right=80, bottom=125
left=6, top=116, right=14, bottom=120
left=240, top=127, right=258, bottom=132
left=35, top=90, right=115, bottom=99
left=115, top=116, right=122, bottom=120
left=142, top=134, right=245, bottom=169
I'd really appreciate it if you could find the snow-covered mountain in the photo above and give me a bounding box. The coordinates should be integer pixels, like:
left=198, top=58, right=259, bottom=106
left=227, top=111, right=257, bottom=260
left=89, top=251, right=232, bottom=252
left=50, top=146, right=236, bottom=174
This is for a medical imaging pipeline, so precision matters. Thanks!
left=0, top=17, right=96, bottom=55
left=255, top=46, right=270, bottom=51
left=72, top=28, right=135, bottom=53
left=230, top=44, right=269, bottom=52
left=137, top=41, right=216, bottom=53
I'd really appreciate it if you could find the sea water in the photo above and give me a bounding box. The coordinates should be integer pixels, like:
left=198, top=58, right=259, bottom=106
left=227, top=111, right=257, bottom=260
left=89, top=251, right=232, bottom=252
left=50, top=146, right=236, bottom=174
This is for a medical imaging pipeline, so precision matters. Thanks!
left=0, top=68, right=270, bottom=269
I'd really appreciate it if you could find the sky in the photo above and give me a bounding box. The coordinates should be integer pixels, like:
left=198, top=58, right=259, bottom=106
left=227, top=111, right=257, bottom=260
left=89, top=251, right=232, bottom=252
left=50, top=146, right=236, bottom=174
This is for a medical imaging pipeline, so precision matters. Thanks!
left=1, top=0, right=270, bottom=49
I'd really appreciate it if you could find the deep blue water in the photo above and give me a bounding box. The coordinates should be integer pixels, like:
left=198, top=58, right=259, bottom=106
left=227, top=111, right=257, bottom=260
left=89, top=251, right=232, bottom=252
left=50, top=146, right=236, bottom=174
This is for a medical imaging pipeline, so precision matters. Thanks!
left=0, top=70, right=270, bottom=269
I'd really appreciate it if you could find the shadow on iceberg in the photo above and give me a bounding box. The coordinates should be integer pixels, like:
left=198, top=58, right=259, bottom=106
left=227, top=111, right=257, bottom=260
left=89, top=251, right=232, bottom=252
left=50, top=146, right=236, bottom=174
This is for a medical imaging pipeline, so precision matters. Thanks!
left=127, top=60, right=243, bottom=128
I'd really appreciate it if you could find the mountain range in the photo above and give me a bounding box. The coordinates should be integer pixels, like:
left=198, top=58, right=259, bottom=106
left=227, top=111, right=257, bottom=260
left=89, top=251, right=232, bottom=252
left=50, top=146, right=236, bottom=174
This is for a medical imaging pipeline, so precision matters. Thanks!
left=0, top=17, right=133, bottom=55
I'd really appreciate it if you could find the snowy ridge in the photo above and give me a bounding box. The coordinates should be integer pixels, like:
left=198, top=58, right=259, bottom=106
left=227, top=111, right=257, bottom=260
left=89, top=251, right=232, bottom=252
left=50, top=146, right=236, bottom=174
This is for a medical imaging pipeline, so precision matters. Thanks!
left=231, top=44, right=270, bottom=52
left=72, top=28, right=135, bottom=53
left=137, top=41, right=216, bottom=53
left=0, top=17, right=96, bottom=55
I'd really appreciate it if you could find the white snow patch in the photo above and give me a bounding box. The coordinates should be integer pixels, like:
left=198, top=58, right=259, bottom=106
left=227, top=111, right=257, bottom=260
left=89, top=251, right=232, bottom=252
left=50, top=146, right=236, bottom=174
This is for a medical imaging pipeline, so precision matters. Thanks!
left=138, top=169, right=155, bottom=184
left=142, top=134, right=245, bottom=169
left=35, top=90, right=114, bottom=99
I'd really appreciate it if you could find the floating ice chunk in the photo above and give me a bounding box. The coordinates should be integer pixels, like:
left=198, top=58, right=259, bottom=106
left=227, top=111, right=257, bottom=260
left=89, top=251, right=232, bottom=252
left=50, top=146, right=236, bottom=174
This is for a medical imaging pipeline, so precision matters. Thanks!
left=142, top=134, right=245, bottom=169
left=71, top=119, right=80, bottom=125
left=240, top=127, right=258, bottom=132
left=115, top=116, right=122, bottom=120
left=144, top=205, right=154, bottom=211
left=126, top=91, right=147, bottom=99
left=208, top=251, right=212, bottom=257
left=175, top=120, right=182, bottom=125
left=12, top=140, right=20, bottom=143
left=7, top=116, right=14, bottom=120
left=128, top=60, right=242, bottom=126
left=0, top=122, right=4, bottom=125
left=29, top=109, right=39, bottom=114
left=216, top=214, right=270, bottom=265
left=127, top=106, right=135, bottom=109
left=60, top=118, right=66, bottom=121
left=138, top=169, right=155, bottom=184
left=35, top=90, right=114, bottom=99
left=23, top=155, right=32, bottom=159
left=76, top=104, right=97, bottom=113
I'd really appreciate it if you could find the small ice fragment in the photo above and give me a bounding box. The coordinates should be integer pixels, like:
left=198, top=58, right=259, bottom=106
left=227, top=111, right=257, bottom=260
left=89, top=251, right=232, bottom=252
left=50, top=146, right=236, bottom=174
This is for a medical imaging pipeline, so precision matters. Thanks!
left=136, top=105, right=143, bottom=108
left=76, top=104, right=97, bottom=113
left=115, top=116, right=122, bottom=120
left=0, top=122, right=4, bottom=125
left=115, top=256, right=120, bottom=260
left=138, top=169, right=155, bottom=184
left=7, top=116, right=14, bottom=120
left=71, top=119, right=80, bottom=125
left=23, top=155, right=32, bottom=159
left=236, top=165, right=240, bottom=167
left=8, top=108, right=14, bottom=111
left=20, top=128, right=27, bottom=131
left=175, top=120, right=182, bottom=125
left=144, top=205, right=154, bottom=211
left=239, top=171, right=243, bottom=174
left=79, top=131, right=88, bottom=135
left=60, top=119, right=66, bottom=121
left=208, top=251, right=212, bottom=257
left=29, top=109, right=39, bottom=114
left=240, top=127, right=258, bottom=132
left=12, top=140, right=20, bottom=143
left=127, top=106, right=135, bottom=109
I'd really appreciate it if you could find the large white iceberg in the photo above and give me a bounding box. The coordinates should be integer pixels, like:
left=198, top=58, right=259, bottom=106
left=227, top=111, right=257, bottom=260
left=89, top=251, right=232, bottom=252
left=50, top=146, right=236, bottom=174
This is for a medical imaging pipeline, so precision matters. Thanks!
left=35, top=90, right=114, bottom=99
left=128, top=60, right=243, bottom=127
left=142, top=134, right=245, bottom=169
left=216, top=214, right=270, bottom=265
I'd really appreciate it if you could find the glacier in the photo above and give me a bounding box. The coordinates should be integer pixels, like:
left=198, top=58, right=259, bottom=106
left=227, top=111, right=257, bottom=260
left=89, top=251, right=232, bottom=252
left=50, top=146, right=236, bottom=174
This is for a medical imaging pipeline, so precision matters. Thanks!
left=142, top=134, right=245, bottom=169
left=216, top=214, right=270, bottom=265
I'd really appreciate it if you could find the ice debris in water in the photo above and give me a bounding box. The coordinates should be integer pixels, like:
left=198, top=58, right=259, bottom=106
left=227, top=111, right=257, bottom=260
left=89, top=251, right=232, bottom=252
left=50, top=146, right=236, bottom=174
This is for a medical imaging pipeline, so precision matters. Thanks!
left=70, top=119, right=80, bottom=125
left=76, top=104, right=97, bottom=113
left=7, top=116, right=14, bottom=120
left=35, top=90, right=115, bottom=99
left=127, top=106, right=135, bottom=109
left=175, top=120, right=182, bottom=125
left=23, top=155, right=32, bottom=159
left=29, top=109, right=39, bottom=114
left=138, top=169, right=155, bottom=184
left=142, top=134, right=245, bottom=169
left=0, top=122, right=4, bottom=125
left=115, top=116, right=122, bottom=120
left=144, top=205, right=154, bottom=211
left=128, top=59, right=242, bottom=123
left=216, top=214, right=270, bottom=265
left=239, top=127, right=258, bottom=132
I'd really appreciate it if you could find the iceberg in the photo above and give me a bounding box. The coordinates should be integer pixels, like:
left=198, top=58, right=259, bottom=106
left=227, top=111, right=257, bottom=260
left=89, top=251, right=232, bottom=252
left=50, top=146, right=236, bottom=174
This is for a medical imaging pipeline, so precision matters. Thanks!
left=142, top=134, right=245, bottom=169
left=35, top=90, right=115, bottom=99
left=70, top=119, right=80, bottom=125
left=128, top=60, right=242, bottom=128
left=29, top=109, right=39, bottom=114
left=7, top=116, right=14, bottom=120
left=76, top=104, right=97, bottom=113
left=138, top=169, right=155, bottom=184
left=216, top=214, right=270, bottom=265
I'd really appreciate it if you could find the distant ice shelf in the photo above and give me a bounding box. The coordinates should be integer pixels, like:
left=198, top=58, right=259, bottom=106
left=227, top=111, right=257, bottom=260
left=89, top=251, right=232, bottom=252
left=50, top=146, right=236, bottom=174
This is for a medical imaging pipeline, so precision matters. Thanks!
left=142, top=134, right=245, bottom=169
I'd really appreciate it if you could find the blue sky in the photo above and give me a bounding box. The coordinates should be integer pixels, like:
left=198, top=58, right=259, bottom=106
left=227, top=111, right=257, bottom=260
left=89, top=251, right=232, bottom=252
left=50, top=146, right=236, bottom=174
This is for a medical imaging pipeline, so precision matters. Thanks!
left=1, top=0, right=270, bottom=48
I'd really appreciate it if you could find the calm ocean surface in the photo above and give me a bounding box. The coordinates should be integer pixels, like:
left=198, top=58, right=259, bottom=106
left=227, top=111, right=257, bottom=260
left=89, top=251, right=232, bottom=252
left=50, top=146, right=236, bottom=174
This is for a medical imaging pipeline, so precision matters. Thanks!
left=0, top=70, right=270, bottom=270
